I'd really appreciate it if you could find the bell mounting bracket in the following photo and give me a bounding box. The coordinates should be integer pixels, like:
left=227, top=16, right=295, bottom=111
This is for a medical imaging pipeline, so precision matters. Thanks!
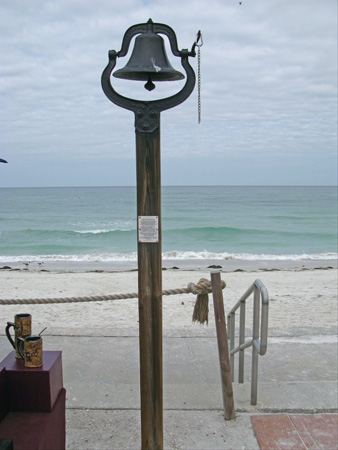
left=101, top=19, right=196, bottom=133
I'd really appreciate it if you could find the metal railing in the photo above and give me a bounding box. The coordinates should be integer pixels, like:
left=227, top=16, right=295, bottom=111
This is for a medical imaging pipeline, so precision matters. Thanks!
left=227, top=279, right=269, bottom=405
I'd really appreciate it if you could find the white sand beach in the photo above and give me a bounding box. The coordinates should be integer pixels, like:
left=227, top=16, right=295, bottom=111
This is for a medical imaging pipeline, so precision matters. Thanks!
left=1, top=264, right=337, bottom=450
left=1, top=264, right=337, bottom=336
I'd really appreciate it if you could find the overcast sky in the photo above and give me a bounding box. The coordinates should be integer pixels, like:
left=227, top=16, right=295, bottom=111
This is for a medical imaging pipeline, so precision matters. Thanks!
left=0, top=0, right=337, bottom=187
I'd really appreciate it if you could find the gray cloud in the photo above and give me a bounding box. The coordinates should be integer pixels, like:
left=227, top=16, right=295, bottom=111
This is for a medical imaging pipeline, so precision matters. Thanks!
left=0, top=0, right=336, bottom=186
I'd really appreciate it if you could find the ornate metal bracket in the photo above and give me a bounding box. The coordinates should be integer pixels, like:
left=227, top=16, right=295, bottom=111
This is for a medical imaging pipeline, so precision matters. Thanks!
left=101, top=20, right=196, bottom=133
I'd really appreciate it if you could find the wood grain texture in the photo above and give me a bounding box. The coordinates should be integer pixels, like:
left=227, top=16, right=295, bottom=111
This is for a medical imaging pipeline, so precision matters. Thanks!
left=211, top=271, right=235, bottom=421
left=136, top=127, right=163, bottom=450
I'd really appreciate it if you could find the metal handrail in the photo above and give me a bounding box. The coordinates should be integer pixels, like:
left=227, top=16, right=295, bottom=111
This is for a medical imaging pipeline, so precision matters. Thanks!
left=227, top=279, right=269, bottom=405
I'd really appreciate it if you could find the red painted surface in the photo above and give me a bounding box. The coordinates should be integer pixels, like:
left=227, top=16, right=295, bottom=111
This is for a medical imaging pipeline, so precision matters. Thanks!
left=290, top=414, right=338, bottom=450
left=0, top=388, right=66, bottom=450
left=251, top=414, right=338, bottom=450
left=0, top=351, right=66, bottom=449
left=0, top=368, right=9, bottom=422
left=0, top=351, right=63, bottom=412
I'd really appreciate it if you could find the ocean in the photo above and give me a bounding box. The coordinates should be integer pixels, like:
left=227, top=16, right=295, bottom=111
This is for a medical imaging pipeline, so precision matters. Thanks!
left=0, top=186, right=337, bottom=269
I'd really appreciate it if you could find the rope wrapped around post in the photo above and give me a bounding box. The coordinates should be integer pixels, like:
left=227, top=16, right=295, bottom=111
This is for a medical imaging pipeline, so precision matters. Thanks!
left=0, top=278, right=225, bottom=307
left=191, top=278, right=226, bottom=325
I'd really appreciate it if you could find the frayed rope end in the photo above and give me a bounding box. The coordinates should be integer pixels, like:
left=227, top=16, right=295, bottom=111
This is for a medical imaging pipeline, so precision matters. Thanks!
left=192, top=292, right=209, bottom=325
left=191, top=277, right=226, bottom=325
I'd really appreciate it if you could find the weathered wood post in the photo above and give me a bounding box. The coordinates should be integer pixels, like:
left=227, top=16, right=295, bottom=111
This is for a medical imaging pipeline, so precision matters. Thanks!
left=211, top=271, right=235, bottom=420
left=101, top=19, right=198, bottom=449
left=136, top=126, right=163, bottom=448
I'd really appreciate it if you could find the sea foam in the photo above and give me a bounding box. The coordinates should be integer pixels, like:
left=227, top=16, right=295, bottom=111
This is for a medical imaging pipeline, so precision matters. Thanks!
left=0, top=251, right=336, bottom=263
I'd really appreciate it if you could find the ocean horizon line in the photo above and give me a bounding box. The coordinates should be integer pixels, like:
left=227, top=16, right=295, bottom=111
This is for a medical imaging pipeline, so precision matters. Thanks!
left=1, top=184, right=337, bottom=190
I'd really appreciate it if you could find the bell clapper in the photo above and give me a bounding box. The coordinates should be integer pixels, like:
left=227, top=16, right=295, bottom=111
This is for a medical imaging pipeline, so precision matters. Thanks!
left=145, top=74, right=156, bottom=91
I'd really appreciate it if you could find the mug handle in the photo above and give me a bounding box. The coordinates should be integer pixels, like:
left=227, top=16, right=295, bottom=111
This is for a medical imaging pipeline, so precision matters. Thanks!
left=16, top=337, right=25, bottom=360
left=5, top=322, right=16, bottom=349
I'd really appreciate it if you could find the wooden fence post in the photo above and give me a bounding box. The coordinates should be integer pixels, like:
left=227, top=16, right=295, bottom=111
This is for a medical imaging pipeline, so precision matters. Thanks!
left=211, top=271, right=235, bottom=420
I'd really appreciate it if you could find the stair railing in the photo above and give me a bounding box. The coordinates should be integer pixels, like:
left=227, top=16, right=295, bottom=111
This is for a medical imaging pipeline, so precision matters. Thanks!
left=227, top=279, right=269, bottom=405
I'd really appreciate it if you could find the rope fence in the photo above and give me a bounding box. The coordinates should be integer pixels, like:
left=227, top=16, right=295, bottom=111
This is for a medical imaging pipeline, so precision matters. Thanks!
left=0, top=278, right=225, bottom=306
left=1, top=272, right=236, bottom=416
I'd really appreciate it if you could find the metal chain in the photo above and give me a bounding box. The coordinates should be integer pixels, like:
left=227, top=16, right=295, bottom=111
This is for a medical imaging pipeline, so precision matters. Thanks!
left=196, top=32, right=203, bottom=124
left=198, top=45, right=201, bottom=124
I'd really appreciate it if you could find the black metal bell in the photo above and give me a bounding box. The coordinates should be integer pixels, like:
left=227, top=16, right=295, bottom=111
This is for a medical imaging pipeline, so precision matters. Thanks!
left=113, top=29, right=184, bottom=91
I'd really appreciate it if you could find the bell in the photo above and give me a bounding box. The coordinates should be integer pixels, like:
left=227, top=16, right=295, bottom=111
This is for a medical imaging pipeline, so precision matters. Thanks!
left=113, top=29, right=184, bottom=91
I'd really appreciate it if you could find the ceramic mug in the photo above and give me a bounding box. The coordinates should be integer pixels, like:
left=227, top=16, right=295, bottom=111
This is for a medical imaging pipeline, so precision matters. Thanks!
left=5, top=313, right=32, bottom=359
left=17, top=336, right=43, bottom=368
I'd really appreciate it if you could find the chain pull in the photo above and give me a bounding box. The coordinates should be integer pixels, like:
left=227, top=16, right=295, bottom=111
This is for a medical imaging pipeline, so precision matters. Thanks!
left=194, top=31, right=203, bottom=124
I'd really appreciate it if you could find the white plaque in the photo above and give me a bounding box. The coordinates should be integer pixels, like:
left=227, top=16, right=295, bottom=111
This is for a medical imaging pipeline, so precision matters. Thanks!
left=138, top=216, right=159, bottom=243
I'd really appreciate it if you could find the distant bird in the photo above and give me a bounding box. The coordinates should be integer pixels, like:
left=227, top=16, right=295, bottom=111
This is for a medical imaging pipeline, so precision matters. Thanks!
left=0, top=158, right=8, bottom=163
left=23, top=262, right=30, bottom=269
left=239, top=2, right=242, bottom=4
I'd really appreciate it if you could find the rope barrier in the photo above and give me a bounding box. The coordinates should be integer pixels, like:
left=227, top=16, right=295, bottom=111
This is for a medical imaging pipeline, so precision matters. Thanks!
left=0, top=278, right=226, bottom=305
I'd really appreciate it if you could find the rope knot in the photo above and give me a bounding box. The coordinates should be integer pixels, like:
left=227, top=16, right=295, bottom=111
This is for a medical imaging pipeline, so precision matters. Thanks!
left=187, top=278, right=212, bottom=295
left=191, top=277, right=226, bottom=325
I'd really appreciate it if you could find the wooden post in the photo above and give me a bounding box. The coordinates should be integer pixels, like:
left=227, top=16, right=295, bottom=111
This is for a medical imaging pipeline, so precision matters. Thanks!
left=211, top=271, right=235, bottom=420
left=136, top=125, right=163, bottom=450
left=101, top=24, right=196, bottom=448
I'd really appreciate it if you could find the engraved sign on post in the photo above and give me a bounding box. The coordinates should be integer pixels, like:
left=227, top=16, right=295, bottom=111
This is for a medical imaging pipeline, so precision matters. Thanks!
left=138, top=216, right=159, bottom=243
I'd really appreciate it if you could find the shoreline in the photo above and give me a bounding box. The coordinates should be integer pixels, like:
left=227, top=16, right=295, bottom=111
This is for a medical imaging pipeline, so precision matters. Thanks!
left=0, top=258, right=336, bottom=273
left=1, top=265, right=337, bottom=335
